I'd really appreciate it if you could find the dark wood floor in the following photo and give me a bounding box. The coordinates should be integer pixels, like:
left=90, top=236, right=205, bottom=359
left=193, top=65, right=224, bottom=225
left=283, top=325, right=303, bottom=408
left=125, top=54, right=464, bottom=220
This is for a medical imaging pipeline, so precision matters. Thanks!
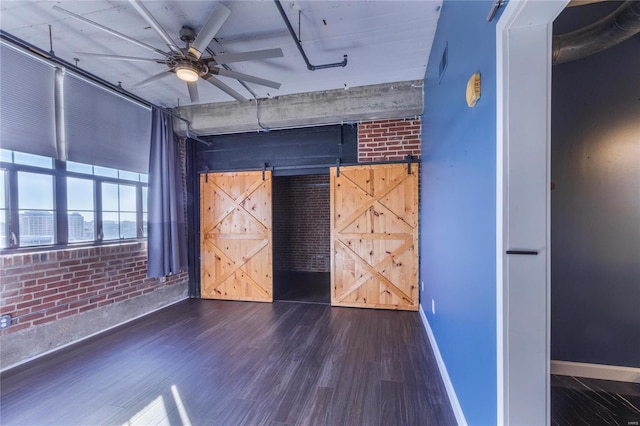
left=273, top=271, right=330, bottom=304
left=0, top=299, right=456, bottom=426
left=551, top=374, right=640, bottom=426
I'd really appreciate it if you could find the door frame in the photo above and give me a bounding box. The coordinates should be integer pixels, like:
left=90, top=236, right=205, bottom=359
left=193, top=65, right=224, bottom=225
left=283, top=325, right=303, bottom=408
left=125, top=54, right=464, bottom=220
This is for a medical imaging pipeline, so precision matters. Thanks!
left=496, top=1, right=568, bottom=424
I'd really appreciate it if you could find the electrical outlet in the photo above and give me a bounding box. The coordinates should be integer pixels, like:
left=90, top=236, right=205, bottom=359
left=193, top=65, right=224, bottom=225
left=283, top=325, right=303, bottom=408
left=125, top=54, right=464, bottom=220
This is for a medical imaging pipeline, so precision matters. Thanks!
left=431, top=299, right=436, bottom=315
left=0, top=315, right=12, bottom=329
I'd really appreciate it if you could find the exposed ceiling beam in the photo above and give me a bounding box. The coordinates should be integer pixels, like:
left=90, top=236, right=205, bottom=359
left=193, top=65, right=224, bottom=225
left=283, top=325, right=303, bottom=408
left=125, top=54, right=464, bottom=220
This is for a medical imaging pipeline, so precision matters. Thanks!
left=173, top=80, right=424, bottom=136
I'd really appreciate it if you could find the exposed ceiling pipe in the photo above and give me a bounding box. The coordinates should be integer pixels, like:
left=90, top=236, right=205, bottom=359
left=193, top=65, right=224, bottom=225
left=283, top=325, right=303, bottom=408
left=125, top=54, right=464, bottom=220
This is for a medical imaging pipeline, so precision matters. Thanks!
left=553, top=0, right=640, bottom=65
left=273, top=0, right=347, bottom=71
left=567, top=0, right=607, bottom=8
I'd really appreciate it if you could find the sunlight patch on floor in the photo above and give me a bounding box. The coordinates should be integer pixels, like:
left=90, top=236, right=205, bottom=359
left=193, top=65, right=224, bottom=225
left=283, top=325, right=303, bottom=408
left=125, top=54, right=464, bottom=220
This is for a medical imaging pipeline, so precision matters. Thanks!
left=122, top=395, right=169, bottom=426
left=171, top=385, right=192, bottom=426
left=121, top=385, right=192, bottom=426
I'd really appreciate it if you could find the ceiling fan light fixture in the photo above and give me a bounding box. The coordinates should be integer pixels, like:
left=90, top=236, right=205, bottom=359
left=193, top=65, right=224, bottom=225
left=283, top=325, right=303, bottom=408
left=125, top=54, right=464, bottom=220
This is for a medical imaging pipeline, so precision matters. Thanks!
left=175, top=64, right=200, bottom=82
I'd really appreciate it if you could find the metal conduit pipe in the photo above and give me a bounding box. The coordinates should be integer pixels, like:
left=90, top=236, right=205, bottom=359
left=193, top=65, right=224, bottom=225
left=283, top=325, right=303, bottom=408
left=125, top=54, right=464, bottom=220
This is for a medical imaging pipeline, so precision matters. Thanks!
left=553, top=0, right=640, bottom=65
left=273, top=0, right=347, bottom=71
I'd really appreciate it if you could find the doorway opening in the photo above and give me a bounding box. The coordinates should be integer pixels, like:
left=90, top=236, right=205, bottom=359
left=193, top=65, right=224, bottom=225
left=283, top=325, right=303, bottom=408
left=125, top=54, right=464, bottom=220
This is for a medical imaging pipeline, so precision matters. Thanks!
left=272, top=173, right=331, bottom=304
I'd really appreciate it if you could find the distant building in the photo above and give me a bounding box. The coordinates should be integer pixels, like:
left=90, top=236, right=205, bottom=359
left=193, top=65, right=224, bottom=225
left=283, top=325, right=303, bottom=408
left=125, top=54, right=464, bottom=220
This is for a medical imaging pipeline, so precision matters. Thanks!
left=68, top=212, right=84, bottom=242
left=19, top=211, right=54, bottom=245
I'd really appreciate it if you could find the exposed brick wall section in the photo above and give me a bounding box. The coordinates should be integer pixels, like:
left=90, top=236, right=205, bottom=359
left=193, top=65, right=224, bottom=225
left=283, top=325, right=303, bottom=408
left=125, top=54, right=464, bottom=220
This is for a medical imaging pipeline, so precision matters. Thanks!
left=0, top=243, right=188, bottom=335
left=358, top=117, right=422, bottom=162
left=272, top=175, right=330, bottom=273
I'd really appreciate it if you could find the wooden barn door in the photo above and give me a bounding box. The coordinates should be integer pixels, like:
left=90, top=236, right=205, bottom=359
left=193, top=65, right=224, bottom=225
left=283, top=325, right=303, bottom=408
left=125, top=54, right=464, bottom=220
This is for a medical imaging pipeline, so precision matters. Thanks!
left=330, top=163, right=419, bottom=310
left=200, top=171, right=273, bottom=302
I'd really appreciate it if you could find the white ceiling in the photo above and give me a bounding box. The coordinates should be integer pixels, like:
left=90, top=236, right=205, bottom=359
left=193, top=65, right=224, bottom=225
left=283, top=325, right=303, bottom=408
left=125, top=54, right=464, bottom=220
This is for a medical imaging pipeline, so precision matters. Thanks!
left=0, top=1, right=442, bottom=108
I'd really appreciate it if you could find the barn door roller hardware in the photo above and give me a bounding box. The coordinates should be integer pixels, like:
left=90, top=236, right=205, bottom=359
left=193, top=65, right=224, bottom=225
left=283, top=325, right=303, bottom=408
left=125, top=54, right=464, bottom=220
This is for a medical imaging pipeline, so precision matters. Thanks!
left=335, top=158, right=341, bottom=177
left=274, top=0, right=348, bottom=71
left=204, top=165, right=209, bottom=183
left=262, top=163, right=267, bottom=181
left=406, top=155, right=413, bottom=175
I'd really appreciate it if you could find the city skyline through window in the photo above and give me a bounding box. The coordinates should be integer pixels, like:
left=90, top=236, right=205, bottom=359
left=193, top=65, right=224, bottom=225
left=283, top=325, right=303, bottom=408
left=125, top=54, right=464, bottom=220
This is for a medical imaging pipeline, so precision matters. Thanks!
left=1, top=149, right=147, bottom=249
left=18, top=172, right=55, bottom=246
left=67, top=177, right=95, bottom=242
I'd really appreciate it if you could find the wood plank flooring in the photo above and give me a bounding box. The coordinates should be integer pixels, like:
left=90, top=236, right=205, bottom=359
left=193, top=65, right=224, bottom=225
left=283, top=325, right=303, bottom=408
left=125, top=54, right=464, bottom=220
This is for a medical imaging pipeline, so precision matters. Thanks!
left=551, top=374, right=640, bottom=425
left=0, top=299, right=456, bottom=426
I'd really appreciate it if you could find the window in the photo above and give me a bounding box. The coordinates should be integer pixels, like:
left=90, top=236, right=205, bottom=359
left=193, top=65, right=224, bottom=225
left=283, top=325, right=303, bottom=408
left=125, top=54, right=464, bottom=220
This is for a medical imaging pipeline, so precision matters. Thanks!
left=0, top=149, right=147, bottom=250
left=102, top=183, right=137, bottom=240
left=0, top=170, right=7, bottom=249
left=14, top=152, right=53, bottom=169
left=18, top=172, right=55, bottom=247
left=67, top=177, right=95, bottom=242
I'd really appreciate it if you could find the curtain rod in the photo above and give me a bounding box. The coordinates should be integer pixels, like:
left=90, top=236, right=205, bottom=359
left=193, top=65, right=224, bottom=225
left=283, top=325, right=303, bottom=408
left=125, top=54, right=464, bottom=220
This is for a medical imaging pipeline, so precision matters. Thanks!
left=0, top=30, right=211, bottom=147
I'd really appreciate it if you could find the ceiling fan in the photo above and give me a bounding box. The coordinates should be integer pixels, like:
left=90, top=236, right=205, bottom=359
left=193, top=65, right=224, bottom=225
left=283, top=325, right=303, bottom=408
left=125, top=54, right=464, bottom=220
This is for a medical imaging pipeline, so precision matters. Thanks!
left=53, top=1, right=284, bottom=103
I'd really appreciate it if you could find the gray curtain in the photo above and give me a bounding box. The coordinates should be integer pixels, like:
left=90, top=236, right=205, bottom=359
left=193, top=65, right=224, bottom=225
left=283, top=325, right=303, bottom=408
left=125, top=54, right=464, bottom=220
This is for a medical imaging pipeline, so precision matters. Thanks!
left=147, top=107, right=187, bottom=278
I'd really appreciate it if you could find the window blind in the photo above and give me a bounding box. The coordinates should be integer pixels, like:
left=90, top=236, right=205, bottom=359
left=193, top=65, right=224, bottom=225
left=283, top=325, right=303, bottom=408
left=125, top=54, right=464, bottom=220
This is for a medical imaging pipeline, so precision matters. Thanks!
left=63, top=73, right=152, bottom=173
left=0, top=42, right=58, bottom=158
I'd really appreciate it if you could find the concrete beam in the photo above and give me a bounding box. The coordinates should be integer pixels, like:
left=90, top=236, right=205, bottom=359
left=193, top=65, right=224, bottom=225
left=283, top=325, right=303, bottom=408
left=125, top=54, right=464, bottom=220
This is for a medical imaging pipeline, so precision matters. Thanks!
left=174, top=80, right=423, bottom=136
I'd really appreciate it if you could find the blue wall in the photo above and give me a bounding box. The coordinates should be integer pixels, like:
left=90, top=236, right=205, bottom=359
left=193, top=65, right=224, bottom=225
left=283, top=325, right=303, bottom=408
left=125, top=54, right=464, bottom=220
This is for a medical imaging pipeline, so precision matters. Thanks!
left=420, top=1, right=499, bottom=424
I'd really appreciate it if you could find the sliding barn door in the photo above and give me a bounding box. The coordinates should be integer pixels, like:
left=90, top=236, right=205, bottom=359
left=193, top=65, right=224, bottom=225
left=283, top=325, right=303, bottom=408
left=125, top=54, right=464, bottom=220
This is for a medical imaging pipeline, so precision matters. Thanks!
left=330, top=164, right=419, bottom=310
left=200, top=171, right=273, bottom=302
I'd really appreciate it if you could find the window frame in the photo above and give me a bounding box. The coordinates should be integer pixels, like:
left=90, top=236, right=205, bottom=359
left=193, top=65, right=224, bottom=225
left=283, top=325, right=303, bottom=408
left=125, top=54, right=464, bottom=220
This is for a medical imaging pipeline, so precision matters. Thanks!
left=0, top=153, right=148, bottom=252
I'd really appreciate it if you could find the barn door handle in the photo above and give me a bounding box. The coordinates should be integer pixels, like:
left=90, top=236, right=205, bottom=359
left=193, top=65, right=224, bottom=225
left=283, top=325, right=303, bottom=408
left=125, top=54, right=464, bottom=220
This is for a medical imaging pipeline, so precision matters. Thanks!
left=506, top=250, right=538, bottom=255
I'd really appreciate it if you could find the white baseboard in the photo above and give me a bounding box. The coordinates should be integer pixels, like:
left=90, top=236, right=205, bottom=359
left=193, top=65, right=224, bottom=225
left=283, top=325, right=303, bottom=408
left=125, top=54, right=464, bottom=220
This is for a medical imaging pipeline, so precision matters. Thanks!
left=551, top=360, right=640, bottom=383
left=419, top=305, right=467, bottom=426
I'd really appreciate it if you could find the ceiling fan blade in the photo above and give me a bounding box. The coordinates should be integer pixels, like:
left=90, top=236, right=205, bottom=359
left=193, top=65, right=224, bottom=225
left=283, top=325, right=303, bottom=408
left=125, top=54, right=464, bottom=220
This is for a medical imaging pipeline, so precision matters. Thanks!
left=213, top=68, right=281, bottom=90
left=74, top=52, right=165, bottom=63
left=133, top=70, right=174, bottom=88
left=209, top=48, right=284, bottom=65
left=53, top=6, right=170, bottom=58
left=187, top=81, right=199, bottom=103
left=128, top=0, right=183, bottom=55
left=188, top=3, right=231, bottom=60
left=202, top=75, right=247, bottom=103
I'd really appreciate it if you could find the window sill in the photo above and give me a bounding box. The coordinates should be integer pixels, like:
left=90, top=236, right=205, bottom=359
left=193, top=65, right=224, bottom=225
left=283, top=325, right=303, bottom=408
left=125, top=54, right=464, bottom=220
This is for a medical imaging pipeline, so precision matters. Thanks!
left=0, top=238, right=147, bottom=256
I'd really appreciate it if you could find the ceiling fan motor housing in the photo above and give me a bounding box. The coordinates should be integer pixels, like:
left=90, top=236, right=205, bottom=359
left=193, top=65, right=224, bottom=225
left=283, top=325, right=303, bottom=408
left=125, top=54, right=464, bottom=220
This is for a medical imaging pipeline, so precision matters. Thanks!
left=179, top=26, right=196, bottom=43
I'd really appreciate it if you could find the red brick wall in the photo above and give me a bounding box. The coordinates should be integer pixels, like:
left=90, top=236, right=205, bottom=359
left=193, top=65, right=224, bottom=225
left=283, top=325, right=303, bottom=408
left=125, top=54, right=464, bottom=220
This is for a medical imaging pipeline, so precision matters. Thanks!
left=358, top=117, right=422, bottom=162
left=272, top=175, right=330, bottom=273
left=0, top=242, right=188, bottom=335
